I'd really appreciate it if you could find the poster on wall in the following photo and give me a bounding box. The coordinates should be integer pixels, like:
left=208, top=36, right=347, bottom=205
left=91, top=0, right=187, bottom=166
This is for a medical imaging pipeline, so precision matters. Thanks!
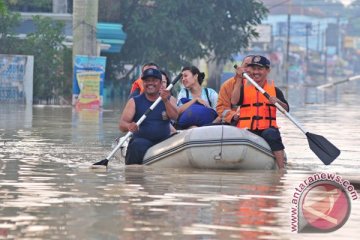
left=0, top=54, right=34, bottom=105
left=72, top=55, right=106, bottom=109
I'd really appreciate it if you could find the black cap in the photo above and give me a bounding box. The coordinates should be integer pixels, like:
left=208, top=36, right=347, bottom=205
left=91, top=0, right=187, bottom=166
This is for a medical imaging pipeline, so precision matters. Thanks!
left=141, top=68, right=162, bottom=80
left=248, top=55, right=271, bottom=68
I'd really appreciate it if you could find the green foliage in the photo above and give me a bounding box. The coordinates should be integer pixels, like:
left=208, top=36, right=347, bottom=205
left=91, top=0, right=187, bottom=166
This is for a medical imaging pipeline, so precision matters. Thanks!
left=118, top=0, right=267, bottom=69
left=24, top=16, right=68, bottom=100
left=0, top=0, right=5, bottom=14
left=0, top=7, right=22, bottom=53
left=4, top=0, right=52, bottom=12
left=0, top=5, right=71, bottom=102
left=98, top=0, right=267, bottom=88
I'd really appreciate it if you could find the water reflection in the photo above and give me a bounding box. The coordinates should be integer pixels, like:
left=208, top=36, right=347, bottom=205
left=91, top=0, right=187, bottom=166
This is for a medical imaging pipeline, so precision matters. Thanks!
left=71, top=107, right=104, bottom=143
left=86, top=168, right=285, bottom=239
left=281, top=78, right=360, bottom=106
left=0, top=82, right=360, bottom=239
left=0, top=104, right=32, bottom=133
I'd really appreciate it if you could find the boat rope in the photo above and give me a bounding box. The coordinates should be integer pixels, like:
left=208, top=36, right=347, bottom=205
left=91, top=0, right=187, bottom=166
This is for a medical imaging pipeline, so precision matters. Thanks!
left=218, top=124, right=224, bottom=161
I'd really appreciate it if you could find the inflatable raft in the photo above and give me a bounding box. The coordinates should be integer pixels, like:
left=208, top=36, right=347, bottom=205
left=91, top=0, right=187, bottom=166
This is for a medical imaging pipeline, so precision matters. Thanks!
left=143, top=125, right=276, bottom=170
left=115, top=125, right=277, bottom=170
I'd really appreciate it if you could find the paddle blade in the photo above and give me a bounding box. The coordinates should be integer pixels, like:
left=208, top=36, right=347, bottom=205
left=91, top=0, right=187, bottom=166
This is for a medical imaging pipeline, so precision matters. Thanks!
left=306, top=132, right=340, bottom=165
left=92, top=158, right=109, bottom=167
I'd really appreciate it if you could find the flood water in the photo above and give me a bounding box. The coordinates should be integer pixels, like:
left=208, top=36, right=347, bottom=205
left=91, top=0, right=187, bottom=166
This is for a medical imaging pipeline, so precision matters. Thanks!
left=1, top=81, right=360, bottom=239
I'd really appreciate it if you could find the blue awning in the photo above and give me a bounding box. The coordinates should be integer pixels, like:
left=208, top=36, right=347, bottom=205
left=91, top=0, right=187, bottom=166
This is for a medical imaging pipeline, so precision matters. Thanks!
left=15, top=14, right=127, bottom=54
left=97, top=23, right=127, bottom=53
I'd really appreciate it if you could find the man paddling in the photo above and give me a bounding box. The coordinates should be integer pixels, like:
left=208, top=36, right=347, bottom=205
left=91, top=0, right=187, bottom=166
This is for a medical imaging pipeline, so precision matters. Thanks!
left=129, top=62, right=159, bottom=98
left=119, top=68, right=178, bottom=165
left=231, top=55, right=289, bottom=169
left=216, top=55, right=253, bottom=124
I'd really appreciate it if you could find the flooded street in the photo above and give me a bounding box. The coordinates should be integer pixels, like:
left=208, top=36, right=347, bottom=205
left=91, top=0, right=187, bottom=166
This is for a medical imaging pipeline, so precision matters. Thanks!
left=1, top=82, right=360, bottom=239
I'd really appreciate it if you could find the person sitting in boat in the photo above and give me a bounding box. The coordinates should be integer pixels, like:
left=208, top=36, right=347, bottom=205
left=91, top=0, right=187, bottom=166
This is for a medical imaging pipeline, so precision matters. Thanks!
left=176, top=66, right=220, bottom=129
left=160, top=70, right=177, bottom=107
left=160, top=70, right=177, bottom=134
left=231, top=55, right=289, bottom=169
left=119, top=68, right=178, bottom=165
left=216, top=55, right=253, bottom=125
left=129, top=62, right=159, bottom=98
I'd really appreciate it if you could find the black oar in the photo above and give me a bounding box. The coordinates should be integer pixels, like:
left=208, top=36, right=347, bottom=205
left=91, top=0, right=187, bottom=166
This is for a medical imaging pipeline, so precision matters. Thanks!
left=242, top=72, right=340, bottom=165
left=92, top=73, right=182, bottom=167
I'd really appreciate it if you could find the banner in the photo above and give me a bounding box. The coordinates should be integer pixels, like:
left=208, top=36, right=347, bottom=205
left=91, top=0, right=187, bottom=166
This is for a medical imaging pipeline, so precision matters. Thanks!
left=72, top=55, right=106, bottom=108
left=0, top=54, right=34, bottom=105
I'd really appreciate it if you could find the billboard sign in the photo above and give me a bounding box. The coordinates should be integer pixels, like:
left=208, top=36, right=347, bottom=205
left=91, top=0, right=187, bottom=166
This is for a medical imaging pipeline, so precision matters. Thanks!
left=72, top=55, right=106, bottom=109
left=0, top=54, right=34, bottom=105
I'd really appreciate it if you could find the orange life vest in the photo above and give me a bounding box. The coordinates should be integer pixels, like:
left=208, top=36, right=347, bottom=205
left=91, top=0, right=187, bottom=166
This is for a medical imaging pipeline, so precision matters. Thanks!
left=236, top=80, right=278, bottom=130
left=130, top=77, right=144, bottom=94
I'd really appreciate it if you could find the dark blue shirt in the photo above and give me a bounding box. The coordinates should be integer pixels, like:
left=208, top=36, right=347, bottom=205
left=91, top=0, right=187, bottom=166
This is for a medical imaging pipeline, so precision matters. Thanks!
left=133, top=93, right=171, bottom=142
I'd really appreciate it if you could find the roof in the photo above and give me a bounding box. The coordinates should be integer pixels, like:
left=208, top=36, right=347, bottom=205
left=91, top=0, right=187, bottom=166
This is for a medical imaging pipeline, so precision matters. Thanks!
left=15, top=12, right=126, bottom=53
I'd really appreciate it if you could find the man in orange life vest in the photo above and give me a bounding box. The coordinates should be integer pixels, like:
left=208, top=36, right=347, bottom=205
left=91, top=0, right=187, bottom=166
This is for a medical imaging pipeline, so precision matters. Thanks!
left=216, top=55, right=253, bottom=124
left=231, top=55, right=289, bottom=168
left=129, top=62, right=159, bottom=98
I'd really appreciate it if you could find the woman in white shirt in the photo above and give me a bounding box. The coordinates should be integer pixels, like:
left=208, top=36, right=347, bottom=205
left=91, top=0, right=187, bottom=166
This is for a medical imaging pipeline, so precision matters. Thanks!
left=176, top=66, right=219, bottom=129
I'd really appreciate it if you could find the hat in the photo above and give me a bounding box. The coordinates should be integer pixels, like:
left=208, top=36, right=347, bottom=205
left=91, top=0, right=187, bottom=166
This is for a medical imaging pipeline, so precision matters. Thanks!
left=248, top=55, right=270, bottom=68
left=141, top=68, right=162, bottom=80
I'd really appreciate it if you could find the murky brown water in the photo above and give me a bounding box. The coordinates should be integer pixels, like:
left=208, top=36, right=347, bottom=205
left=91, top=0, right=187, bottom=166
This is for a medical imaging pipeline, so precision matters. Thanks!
left=1, top=81, right=360, bottom=239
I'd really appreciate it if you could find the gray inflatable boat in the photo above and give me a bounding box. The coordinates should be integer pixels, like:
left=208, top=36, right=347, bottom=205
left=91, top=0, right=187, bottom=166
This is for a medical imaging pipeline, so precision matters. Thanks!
left=142, top=125, right=277, bottom=170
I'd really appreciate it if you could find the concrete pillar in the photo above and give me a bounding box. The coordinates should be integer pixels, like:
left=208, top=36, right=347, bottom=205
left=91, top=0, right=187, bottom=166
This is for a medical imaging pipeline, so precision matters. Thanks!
left=72, top=0, right=99, bottom=58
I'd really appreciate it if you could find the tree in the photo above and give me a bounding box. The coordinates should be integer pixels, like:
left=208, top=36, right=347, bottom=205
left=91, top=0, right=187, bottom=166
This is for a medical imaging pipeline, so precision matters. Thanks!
left=0, top=0, right=5, bottom=13
left=0, top=5, right=21, bottom=54
left=4, top=0, right=52, bottom=12
left=24, top=16, right=68, bottom=102
left=0, top=2, right=72, bottom=103
left=98, top=0, right=268, bottom=89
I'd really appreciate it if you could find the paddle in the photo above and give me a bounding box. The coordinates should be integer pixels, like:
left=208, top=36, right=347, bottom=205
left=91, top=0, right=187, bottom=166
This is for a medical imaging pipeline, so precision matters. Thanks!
left=241, top=72, right=340, bottom=165
left=92, top=73, right=182, bottom=167
left=317, top=75, right=360, bottom=89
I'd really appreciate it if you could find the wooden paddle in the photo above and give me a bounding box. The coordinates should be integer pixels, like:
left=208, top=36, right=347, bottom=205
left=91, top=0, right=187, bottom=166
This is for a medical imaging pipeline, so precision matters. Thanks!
left=242, top=72, right=340, bottom=165
left=92, top=73, right=182, bottom=167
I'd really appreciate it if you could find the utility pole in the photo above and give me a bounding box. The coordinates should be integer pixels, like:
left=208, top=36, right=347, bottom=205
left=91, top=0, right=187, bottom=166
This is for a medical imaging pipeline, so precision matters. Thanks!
left=324, top=47, right=328, bottom=81
left=317, top=22, right=320, bottom=52
left=72, top=0, right=99, bottom=106
left=305, top=23, right=310, bottom=75
left=72, top=0, right=99, bottom=59
left=336, top=14, right=340, bottom=56
left=285, top=13, right=291, bottom=89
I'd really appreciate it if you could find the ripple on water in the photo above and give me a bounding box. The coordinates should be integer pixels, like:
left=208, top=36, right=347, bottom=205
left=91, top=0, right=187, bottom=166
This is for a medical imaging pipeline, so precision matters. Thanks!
left=1, top=89, right=360, bottom=239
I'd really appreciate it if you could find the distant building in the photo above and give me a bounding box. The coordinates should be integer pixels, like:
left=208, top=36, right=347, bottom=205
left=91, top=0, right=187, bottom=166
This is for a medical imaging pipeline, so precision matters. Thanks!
left=12, top=4, right=126, bottom=54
